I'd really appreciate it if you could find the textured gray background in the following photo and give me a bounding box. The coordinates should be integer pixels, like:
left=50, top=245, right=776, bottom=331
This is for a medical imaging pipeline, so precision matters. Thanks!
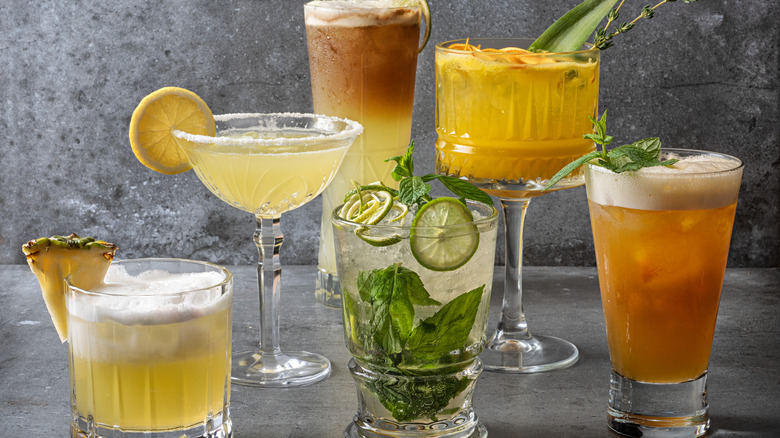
left=1, top=0, right=778, bottom=267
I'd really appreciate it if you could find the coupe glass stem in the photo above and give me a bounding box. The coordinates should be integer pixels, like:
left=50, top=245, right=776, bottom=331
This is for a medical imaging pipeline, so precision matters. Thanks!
left=231, top=214, right=331, bottom=387
left=256, top=215, right=283, bottom=356
left=481, top=197, right=579, bottom=373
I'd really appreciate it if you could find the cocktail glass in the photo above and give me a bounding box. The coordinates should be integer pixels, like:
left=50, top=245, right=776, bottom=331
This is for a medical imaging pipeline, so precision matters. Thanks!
left=67, top=258, right=233, bottom=438
left=435, top=38, right=600, bottom=372
left=305, top=0, right=429, bottom=307
left=332, top=200, right=499, bottom=438
left=585, top=148, right=744, bottom=437
left=174, top=113, right=362, bottom=387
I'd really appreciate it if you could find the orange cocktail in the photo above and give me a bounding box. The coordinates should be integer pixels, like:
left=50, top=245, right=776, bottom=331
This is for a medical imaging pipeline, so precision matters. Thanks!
left=436, top=38, right=600, bottom=196
left=586, top=149, right=744, bottom=384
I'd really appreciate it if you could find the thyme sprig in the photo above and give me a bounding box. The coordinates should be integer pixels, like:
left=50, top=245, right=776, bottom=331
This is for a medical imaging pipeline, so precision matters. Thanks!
left=594, top=0, right=698, bottom=50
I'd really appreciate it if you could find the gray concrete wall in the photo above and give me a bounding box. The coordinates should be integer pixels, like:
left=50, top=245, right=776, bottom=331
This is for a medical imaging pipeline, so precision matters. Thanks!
left=1, top=0, right=777, bottom=267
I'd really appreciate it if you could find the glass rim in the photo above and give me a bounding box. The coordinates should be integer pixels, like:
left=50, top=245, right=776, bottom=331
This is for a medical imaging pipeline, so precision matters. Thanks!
left=66, top=257, right=233, bottom=298
left=172, top=112, right=363, bottom=147
left=586, top=147, right=744, bottom=176
left=331, top=199, right=499, bottom=230
left=436, top=37, right=599, bottom=56
left=304, top=0, right=420, bottom=11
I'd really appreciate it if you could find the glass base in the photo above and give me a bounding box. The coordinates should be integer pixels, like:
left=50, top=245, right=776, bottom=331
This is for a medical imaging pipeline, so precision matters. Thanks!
left=344, top=421, right=487, bottom=438
left=72, top=412, right=231, bottom=438
left=607, top=370, right=709, bottom=437
left=315, top=267, right=341, bottom=308
left=480, top=329, right=578, bottom=373
left=231, top=350, right=331, bottom=387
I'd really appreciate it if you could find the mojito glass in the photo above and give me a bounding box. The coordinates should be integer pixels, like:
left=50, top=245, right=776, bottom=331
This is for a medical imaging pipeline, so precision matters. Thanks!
left=305, top=0, right=424, bottom=307
left=66, top=258, right=233, bottom=438
left=585, top=149, right=744, bottom=437
left=333, top=200, right=499, bottom=438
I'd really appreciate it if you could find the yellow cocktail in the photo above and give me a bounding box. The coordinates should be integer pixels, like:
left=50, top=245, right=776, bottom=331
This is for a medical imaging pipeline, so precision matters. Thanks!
left=67, top=259, right=233, bottom=435
left=436, top=38, right=600, bottom=197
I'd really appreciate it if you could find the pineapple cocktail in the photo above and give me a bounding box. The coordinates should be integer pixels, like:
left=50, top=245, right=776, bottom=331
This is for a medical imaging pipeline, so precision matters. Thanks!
left=435, top=38, right=600, bottom=373
left=67, top=259, right=233, bottom=437
left=585, top=149, right=743, bottom=437
left=22, top=235, right=233, bottom=438
left=331, top=145, right=499, bottom=437
left=305, top=0, right=429, bottom=307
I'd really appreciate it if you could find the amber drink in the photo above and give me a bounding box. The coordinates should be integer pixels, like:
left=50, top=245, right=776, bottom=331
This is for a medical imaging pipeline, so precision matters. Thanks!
left=586, top=149, right=744, bottom=437
left=305, top=0, right=421, bottom=306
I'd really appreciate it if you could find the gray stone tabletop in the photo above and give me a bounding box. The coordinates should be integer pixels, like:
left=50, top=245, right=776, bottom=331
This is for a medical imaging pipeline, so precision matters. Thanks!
left=1, top=264, right=778, bottom=437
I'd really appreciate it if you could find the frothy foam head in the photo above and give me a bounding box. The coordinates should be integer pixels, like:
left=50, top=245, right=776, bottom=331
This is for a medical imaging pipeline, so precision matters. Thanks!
left=586, top=152, right=743, bottom=211
left=305, top=0, right=420, bottom=27
left=69, top=265, right=230, bottom=325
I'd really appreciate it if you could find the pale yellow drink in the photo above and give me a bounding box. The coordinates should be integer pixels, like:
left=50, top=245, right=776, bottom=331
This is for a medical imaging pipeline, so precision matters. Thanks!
left=436, top=39, right=600, bottom=197
left=67, top=260, right=233, bottom=432
left=176, top=115, right=353, bottom=218
left=305, top=0, right=421, bottom=305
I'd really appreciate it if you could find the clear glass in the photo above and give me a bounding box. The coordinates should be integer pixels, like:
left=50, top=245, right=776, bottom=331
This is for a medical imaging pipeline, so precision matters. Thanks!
left=305, top=0, right=423, bottom=307
left=332, top=201, right=499, bottom=437
left=585, top=148, right=744, bottom=437
left=174, top=113, right=362, bottom=387
left=66, top=258, right=233, bottom=438
left=435, top=38, right=601, bottom=372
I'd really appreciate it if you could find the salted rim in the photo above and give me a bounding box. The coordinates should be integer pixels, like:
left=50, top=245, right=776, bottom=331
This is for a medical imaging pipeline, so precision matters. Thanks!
left=436, top=37, right=599, bottom=57
left=172, top=112, right=363, bottom=147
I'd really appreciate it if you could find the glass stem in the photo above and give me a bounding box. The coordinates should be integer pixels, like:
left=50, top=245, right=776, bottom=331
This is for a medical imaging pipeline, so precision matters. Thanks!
left=254, top=215, right=283, bottom=356
left=498, top=198, right=532, bottom=339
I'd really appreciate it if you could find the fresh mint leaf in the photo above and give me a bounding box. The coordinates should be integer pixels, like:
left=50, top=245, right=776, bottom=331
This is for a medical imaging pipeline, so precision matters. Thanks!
left=357, top=265, right=439, bottom=355
left=543, top=150, right=601, bottom=191
left=366, top=372, right=471, bottom=422
left=406, top=285, right=485, bottom=362
left=398, top=176, right=432, bottom=206
left=432, top=176, right=494, bottom=206
left=386, top=141, right=415, bottom=181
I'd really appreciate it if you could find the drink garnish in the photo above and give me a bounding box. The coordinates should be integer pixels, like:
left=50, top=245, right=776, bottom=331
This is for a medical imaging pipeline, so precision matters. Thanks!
left=544, top=110, right=678, bottom=190
left=395, top=0, right=431, bottom=52
left=353, top=262, right=484, bottom=421
left=129, top=87, right=215, bottom=174
left=529, top=0, right=698, bottom=53
left=22, top=234, right=118, bottom=342
left=410, top=198, right=479, bottom=272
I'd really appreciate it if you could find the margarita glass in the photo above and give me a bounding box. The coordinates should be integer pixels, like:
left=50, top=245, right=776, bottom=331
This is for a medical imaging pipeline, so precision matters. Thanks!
left=305, top=0, right=428, bottom=307
left=436, top=38, right=600, bottom=372
left=174, top=113, right=362, bottom=387
left=586, top=149, right=744, bottom=437
left=67, top=258, right=233, bottom=438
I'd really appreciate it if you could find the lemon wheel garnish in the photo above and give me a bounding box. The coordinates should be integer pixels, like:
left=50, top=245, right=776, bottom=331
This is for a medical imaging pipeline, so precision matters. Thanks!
left=410, top=198, right=479, bottom=272
left=129, top=87, right=215, bottom=175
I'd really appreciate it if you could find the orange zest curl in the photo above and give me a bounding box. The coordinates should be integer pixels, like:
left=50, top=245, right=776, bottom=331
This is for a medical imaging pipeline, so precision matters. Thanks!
left=447, top=39, right=542, bottom=65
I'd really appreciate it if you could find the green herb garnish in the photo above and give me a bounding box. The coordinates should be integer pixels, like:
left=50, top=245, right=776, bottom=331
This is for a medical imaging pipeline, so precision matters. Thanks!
left=386, top=141, right=493, bottom=208
left=544, top=110, right=678, bottom=190
left=530, top=0, right=698, bottom=53
left=352, top=263, right=485, bottom=421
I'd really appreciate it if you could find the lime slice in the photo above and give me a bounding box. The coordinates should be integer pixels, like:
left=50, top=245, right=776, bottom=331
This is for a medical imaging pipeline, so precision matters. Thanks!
left=395, top=0, right=430, bottom=52
left=355, top=227, right=403, bottom=247
left=410, top=198, right=479, bottom=271
left=339, top=186, right=396, bottom=225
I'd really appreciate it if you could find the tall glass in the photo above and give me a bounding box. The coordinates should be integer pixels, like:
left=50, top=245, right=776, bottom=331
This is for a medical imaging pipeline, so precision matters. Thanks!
left=174, top=113, right=362, bottom=387
left=66, top=258, right=233, bottom=438
left=333, top=200, right=499, bottom=438
left=305, top=0, right=427, bottom=307
left=435, top=38, right=600, bottom=372
left=586, top=149, right=744, bottom=437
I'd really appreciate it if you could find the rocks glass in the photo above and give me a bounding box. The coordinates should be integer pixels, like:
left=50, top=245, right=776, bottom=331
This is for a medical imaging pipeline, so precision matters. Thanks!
left=332, top=200, right=499, bottom=438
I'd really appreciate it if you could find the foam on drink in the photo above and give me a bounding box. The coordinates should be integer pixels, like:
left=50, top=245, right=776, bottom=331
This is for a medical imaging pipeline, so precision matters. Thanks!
left=585, top=152, right=743, bottom=211
left=305, top=1, right=420, bottom=27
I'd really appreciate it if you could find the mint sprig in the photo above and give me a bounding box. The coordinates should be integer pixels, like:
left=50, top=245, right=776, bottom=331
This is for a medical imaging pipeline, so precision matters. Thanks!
left=353, top=263, right=485, bottom=421
left=386, top=141, right=493, bottom=208
left=544, top=110, right=678, bottom=190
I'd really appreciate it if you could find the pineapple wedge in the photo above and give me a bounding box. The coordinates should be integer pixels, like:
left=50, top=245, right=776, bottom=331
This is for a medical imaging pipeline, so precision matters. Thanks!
left=22, top=234, right=118, bottom=342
